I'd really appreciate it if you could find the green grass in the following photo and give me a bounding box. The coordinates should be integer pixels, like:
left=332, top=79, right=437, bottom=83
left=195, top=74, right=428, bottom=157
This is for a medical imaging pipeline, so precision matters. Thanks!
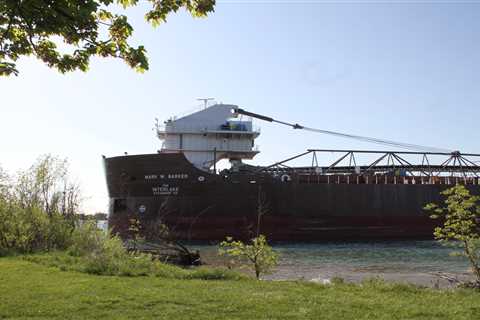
left=21, top=252, right=247, bottom=280
left=1, top=257, right=480, bottom=320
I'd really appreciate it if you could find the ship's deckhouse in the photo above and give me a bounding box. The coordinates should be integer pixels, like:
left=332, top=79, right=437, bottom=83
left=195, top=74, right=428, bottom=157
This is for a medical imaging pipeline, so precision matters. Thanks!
left=156, top=104, right=260, bottom=171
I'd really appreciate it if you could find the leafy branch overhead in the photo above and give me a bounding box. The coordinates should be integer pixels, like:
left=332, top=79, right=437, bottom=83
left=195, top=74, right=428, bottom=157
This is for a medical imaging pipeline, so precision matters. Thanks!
left=0, top=0, right=215, bottom=76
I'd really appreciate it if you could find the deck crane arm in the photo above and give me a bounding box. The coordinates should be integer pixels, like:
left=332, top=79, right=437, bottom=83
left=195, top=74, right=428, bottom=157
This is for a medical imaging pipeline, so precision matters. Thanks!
left=233, top=108, right=304, bottom=129
left=232, top=107, right=452, bottom=153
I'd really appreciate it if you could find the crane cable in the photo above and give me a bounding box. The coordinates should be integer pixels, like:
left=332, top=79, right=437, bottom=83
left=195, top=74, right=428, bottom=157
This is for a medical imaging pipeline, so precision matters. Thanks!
left=301, top=126, right=452, bottom=153
left=233, top=108, right=451, bottom=153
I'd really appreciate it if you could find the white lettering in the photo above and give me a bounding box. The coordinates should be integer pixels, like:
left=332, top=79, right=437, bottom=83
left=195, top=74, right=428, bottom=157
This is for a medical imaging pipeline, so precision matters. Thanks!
left=152, top=184, right=180, bottom=196
left=167, top=173, right=189, bottom=179
left=145, top=173, right=188, bottom=180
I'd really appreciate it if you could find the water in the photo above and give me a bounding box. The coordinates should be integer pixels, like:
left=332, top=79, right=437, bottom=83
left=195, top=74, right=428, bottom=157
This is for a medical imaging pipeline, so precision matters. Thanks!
left=274, top=241, right=467, bottom=273
left=195, top=241, right=473, bottom=286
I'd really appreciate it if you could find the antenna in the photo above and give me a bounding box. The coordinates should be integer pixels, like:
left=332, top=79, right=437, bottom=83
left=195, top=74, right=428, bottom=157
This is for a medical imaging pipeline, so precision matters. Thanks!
left=197, top=97, right=214, bottom=109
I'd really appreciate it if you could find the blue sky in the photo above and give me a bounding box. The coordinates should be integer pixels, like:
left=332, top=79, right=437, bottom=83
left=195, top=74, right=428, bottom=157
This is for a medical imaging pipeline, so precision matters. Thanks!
left=1, top=2, right=479, bottom=212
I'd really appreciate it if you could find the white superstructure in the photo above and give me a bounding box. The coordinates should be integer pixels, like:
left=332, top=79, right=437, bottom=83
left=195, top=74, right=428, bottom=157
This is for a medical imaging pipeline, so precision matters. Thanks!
left=156, top=104, right=260, bottom=171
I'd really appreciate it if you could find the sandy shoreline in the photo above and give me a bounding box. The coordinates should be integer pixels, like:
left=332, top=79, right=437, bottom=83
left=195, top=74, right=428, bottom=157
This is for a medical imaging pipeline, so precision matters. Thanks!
left=197, top=244, right=474, bottom=288
left=265, top=265, right=473, bottom=288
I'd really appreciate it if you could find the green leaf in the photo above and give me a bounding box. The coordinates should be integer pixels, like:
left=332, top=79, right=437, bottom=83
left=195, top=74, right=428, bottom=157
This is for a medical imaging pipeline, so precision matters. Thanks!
left=0, top=0, right=216, bottom=76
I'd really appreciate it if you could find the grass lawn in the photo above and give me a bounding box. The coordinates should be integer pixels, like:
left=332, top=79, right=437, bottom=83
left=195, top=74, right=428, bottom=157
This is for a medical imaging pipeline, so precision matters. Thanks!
left=1, top=257, right=480, bottom=320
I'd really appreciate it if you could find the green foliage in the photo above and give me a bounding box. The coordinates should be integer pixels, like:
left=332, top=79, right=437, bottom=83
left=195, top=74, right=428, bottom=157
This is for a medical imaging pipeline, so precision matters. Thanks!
left=26, top=219, right=243, bottom=279
left=64, top=220, right=137, bottom=275
left=68, top=221, right=111, bottom=256
left=0, top=200, right=74, bottom=256
left=0, top=165, right=9, bottom=198
left=425, top=185, right=480, bottom=283
left=84, top=236, right=135, bottom=275
left=186, top=266, right=248, bottom=281
left=24, top=251, right=246, bottom=280
left=126, top=218, right=145, bottom=251
left=0, top=0, right=215, bottom=76
left=15, top=154, right=80, bottom=218
left=219, top=235, right=279, bottom=280
left=0, top=155, right=79, bottom=256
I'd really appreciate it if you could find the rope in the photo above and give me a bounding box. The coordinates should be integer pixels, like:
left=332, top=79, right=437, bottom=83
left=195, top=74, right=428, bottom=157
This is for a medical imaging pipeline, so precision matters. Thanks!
left=301, top=126, right=452, bottom=153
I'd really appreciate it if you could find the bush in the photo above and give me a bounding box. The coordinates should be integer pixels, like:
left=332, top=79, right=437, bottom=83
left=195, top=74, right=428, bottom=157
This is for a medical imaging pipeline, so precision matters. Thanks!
left=117, top=253, right=155, bottom=276
left=83, top=235, right=128, bottom=275
left=425, top=185, right=480, bottom=285
left=219, top=235, right=279, bottom=280
left=0, top=155, right=79, bottom=256
left=23, top=220, right=247, bottom=280
left=68, top=221, right=109, bottom=257
left=24, top=251, right=247, bottom=281
left=67, top=221, right=139, bottom=276
left=0, top=200, right=73, bottom=256
left=46, top=212, right=74, bottom=250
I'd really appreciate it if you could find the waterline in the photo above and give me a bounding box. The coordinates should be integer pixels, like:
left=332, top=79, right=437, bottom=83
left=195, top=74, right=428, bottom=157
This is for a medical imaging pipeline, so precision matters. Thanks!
left=195, top=240, right=473, bottom=286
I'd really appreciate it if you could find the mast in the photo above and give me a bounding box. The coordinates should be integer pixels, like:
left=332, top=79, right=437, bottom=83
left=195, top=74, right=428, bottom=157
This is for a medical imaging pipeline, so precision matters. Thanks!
left=197, top=98, right=214, bottom=109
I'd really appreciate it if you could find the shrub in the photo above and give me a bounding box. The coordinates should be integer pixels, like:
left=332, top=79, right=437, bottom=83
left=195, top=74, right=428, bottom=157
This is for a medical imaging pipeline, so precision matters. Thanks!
left=83, top=233, right=128, bottom=275
left=24, top=251, right=247, bottom=281
left=0, top=201, right=73, bottom=255
left=68, top=221, right=108, bottom=257
left=425, top=185, right=480, bottom=285
left=67, top=221, right=158, bottom=277
left=219, top=235, right=279, bottom=280
left=45, top=211, right=74, bottom=250
left=118, top=253, right=154, bottom=276
left=0, top=155, right=79, bottom=256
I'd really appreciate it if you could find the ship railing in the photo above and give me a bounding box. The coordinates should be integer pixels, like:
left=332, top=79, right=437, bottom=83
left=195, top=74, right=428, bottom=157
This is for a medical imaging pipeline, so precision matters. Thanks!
left=219, top=122, right=260, bottom=133
left=271, top=173, right=480, bottom=186
left=260, top=149, right=480, bottom=178
left=157, top=123, right=260, bottom=135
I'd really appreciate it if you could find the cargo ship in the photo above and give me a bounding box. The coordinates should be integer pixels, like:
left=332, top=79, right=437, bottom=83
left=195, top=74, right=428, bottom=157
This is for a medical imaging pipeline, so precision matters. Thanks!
left=104, top=103, right=480, bottom=241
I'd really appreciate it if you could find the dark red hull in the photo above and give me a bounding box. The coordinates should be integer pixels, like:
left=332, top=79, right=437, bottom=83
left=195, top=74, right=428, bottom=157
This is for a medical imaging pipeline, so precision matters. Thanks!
left=104, top=153, right=475, bottom=241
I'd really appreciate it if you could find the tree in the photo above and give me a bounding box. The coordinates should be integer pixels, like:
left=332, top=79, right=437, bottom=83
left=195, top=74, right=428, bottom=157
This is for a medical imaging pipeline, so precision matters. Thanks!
left=425, top=185, right=480, bottom=285
left=254, top=185, right=269, bottom=237
left=219, top=235, right=278, bottom=280
left=0, top=156, right=82, bottom=254
left=15, top=154, right=81, bottom=221
left=0, top=0, right=215, bottom=76
left=0, top=165, right=10, bottom=199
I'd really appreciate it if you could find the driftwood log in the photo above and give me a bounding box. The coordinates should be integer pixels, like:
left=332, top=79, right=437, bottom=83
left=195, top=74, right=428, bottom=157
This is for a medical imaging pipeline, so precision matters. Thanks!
left=430, top=272, right=480, bottom=289
left=126, top=240, right=201, bottom=266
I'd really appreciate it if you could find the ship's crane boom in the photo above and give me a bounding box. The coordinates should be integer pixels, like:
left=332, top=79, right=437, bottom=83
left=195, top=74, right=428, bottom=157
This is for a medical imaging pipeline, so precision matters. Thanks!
left=233, top=107, right=453, bottom=153
left=234, top=108, right=304, bottom=129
